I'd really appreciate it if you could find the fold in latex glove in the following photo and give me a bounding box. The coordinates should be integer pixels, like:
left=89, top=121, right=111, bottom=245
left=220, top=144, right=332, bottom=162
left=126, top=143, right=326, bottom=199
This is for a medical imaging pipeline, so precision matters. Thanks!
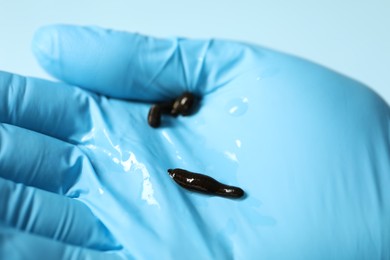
left=1, top=24, right=389, bottom=259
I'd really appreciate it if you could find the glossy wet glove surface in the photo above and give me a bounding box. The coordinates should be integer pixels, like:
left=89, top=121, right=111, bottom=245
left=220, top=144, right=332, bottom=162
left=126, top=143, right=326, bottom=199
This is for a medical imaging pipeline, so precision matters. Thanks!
left=1, top=25, right=389, bottom=259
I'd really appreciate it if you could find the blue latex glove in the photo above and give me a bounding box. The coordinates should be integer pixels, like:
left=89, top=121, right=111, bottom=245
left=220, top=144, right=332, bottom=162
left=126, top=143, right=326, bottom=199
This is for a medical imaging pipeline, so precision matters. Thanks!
left=1, top=24, right=389, bottom=259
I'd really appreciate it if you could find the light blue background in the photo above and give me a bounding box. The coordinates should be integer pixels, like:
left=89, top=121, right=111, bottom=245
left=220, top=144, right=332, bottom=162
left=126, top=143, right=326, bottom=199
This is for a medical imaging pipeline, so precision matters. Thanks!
left=0, top=0, right=389, bottom=103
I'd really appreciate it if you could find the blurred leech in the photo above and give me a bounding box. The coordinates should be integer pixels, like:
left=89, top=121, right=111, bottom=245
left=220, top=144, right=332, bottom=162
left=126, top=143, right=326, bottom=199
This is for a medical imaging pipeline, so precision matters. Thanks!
left=148, top=92, right=198, bottom=128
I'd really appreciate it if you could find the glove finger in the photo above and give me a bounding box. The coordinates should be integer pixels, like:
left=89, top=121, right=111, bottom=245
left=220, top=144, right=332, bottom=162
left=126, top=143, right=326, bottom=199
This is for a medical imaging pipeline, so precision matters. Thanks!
left=0, top=123, right=97, bottom=195
left=0, top=177, right=121, bottom=252
left=0, top=70, right=100, bottom=143
left=32, top=24, right=257, bottom=101
left=0, top=224, right=128, bottom=259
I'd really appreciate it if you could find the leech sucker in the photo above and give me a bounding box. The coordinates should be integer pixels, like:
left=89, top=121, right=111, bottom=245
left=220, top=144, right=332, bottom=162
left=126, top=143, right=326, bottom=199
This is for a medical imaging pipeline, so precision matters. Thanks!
left=167, top=168, right=244, bottom=199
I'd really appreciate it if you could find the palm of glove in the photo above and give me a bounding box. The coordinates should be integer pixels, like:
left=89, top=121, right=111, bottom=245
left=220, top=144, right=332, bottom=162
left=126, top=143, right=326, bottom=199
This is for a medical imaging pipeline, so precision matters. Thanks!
left=1, top=25, right=389, bottom=259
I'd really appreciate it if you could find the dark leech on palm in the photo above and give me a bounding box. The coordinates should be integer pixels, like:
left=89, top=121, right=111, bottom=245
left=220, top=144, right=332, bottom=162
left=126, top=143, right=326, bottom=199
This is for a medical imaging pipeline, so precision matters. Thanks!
left=168, top=169, right=244, bottom=199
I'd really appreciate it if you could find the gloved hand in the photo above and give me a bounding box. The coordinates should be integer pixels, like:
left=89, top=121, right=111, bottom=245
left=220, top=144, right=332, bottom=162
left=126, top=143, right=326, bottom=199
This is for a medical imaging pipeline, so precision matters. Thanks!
left=1, top=24, right=389, bottom=259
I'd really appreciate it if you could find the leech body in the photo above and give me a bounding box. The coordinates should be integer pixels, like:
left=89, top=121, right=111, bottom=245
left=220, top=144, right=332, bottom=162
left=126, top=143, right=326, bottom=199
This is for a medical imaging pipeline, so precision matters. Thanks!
left=167, top=168, right=244, bottom=199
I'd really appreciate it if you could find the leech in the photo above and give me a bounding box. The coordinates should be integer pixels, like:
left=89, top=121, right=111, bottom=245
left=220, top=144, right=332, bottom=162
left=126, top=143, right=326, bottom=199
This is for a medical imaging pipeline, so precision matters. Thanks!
left=147, top=92, right=198, bottom=128
left=167, top=168, right=244, bottom=199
